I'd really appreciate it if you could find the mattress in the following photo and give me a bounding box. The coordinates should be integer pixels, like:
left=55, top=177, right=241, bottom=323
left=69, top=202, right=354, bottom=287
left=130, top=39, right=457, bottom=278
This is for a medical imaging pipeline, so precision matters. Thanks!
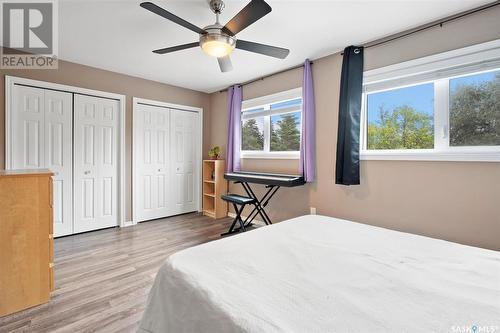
left=138, top=215, right=500, bottom=333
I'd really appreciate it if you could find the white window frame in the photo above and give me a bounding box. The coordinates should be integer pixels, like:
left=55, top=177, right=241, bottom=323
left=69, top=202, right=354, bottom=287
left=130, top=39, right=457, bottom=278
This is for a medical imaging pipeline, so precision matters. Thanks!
left=241, top=88, right=302, bottom=159
left=360, top=39, right=500, bottom=162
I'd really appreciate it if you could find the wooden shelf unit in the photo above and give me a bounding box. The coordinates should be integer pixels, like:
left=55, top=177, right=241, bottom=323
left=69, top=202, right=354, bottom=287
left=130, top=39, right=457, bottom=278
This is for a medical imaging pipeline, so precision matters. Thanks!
left=0, top=169, right=54, bottom=316
left=202, top=160, right=227, bottom=219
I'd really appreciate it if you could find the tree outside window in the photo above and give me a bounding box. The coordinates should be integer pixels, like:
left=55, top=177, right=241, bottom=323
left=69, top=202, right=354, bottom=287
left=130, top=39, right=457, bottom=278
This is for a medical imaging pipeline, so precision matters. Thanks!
left=241, top=118, right=264, bottom=151
left=241, top=95, right=302, bottom=154
left=449, top=71, right=500, bottom=146
left=367, top=83, right=434, bottom=150
left=271, top=112, right=301, bottom=151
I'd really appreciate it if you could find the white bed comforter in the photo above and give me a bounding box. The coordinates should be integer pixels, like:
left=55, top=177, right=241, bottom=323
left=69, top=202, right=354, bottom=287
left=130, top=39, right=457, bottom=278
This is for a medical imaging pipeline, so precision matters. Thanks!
left=138, top=215, right=500, bottom=333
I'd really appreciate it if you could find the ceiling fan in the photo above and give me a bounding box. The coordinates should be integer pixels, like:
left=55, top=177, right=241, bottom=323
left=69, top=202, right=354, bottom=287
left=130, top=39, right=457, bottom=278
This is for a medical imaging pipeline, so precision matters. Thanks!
left=140, top=0, right=290, bottom=72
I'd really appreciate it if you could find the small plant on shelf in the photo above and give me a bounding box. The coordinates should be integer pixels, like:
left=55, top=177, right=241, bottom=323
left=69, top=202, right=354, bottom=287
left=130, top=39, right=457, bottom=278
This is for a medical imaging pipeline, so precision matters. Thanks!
left=208, top=146, right=221, bottom=160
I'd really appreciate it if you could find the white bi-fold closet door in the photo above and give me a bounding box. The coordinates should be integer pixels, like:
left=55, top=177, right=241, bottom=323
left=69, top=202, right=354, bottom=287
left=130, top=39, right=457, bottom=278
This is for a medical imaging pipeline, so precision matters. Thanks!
left=170, top=108, right=198, bottom=215
left=134, top=104, right=170, bottom=222
left=11, top=85, right=73, bottom=236
left=133, top=102, right=199, bottom=223
left=9, top=83, right=120, bottom=236
left=73, top=95, right=120, bottom=233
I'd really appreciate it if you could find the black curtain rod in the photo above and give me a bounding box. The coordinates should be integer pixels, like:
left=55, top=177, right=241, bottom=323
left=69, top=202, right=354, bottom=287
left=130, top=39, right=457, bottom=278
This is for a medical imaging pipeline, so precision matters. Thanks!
left=220, top=0, right=499, bottom=93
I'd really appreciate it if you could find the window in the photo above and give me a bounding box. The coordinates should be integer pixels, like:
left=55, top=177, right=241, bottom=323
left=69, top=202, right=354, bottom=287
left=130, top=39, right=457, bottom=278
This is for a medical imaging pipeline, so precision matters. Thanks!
left=449, top=71, right=500, bottom=147
left=361, top=40, right=500, bottom=162
left=241, top=88, right=302, bottom=158
left=367, top=83, right=434, bottom=150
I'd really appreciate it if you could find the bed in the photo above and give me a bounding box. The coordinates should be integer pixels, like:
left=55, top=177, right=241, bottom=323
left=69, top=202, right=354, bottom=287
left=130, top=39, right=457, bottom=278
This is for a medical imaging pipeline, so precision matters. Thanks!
left=138, top=215, right=500, bottom=333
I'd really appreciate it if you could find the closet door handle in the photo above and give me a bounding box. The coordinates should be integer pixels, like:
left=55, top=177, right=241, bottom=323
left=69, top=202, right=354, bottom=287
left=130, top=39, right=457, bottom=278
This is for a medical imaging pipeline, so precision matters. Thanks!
left=84, top=170, right=91, bottom=175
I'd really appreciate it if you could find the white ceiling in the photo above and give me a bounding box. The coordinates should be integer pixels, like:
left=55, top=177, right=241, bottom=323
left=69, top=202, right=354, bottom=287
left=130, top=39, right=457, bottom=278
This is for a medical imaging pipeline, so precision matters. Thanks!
left=58, top=0, right=491, bottom=93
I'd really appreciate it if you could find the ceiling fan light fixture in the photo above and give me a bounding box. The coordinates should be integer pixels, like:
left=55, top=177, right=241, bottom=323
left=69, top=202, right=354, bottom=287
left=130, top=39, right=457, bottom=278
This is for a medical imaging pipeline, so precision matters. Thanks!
left=141, top=0, right=289, bottom=72
left=200, top=33, right=236, bottom=58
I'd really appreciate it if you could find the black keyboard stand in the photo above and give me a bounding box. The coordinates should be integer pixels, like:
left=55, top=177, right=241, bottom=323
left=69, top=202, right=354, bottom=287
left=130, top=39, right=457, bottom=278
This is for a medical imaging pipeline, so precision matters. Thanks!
left=223, top=172, right=305, bottom=232
left=235, top=181, right=280, bottom=227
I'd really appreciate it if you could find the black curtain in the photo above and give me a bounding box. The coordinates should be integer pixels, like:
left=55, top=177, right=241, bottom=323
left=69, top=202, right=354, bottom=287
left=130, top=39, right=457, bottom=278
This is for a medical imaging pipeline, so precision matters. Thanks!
left=336, top=46, right=364, bottom=185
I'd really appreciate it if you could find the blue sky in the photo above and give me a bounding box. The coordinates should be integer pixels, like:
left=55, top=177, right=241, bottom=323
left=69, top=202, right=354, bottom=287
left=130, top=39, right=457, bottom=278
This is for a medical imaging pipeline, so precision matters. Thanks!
left=367, top=70, right=497, bottom=125
left=367, top=83, right=434, bottom=124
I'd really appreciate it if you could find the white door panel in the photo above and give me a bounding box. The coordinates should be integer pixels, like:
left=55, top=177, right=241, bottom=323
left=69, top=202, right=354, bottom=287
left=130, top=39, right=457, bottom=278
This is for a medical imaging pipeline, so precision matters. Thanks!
left=133, top=104, right=170, bottom=222
left=74, top=94, right=119, bottom=233
left=44, top=90, right=73, bottom=236
left=12, top=85, right=45, bottom=169
left=170, top=109, right=198, bottom=215
left=11, top=85, right=73, bottom=237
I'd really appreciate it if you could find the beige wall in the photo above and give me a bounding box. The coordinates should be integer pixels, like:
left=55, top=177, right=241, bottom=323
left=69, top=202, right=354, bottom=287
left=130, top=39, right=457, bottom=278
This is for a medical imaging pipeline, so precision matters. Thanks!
left=0, top=57, right=211, bottom=221
left=209, top=6, right=500, bottom=250
left=1, top=6, right=498, bottom=248
left=210, top=67, right=309, bottom=222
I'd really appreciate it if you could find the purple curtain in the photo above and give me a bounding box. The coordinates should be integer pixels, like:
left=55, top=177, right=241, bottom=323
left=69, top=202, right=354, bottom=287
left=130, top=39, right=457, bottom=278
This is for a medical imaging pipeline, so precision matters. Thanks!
left=299, top=59, right=316, bottom=182
left=226, top=85, right=242, bottom=172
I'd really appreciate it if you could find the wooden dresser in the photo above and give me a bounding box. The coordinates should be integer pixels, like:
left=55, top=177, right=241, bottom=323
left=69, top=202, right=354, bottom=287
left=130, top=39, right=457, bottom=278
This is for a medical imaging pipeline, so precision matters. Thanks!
left=0, top=169, right=54, bottom=316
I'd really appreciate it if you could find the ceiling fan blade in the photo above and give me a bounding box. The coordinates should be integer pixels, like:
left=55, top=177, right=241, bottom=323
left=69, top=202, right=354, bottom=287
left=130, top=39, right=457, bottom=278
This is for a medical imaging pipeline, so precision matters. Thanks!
left=153, top=42, right=199, bottom=54
left=221, top=0, right=272, bottom=36
left=217, top=55, right=233, bottom=72
left=236, top=40, right=289, bottom=59
left=140, top=2, right=206, bottom=35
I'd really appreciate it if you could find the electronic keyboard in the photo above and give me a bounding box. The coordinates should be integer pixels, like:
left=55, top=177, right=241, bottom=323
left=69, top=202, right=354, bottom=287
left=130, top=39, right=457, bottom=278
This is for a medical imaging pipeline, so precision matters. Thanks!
left=224, top=171, right=305, bottom=187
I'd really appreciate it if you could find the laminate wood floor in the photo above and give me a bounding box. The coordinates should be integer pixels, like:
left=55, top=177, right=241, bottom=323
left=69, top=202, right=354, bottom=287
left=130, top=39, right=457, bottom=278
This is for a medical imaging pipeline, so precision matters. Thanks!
left=0, top=213, right=235, bottom=333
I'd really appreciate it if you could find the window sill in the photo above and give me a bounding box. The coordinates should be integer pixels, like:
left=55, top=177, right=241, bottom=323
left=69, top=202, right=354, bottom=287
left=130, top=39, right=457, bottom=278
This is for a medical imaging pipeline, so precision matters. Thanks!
left=360, top=150, right=500, bottom=162
left=241, top=152, right=300, bottom=160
